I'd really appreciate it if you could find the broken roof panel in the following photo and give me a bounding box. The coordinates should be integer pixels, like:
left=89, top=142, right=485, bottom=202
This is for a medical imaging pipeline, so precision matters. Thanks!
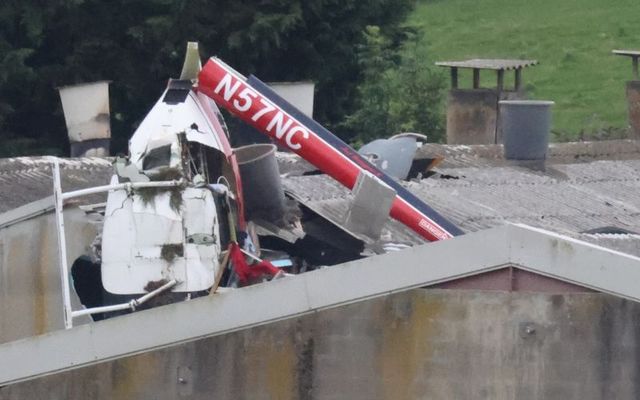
left=281, top=175, right=425, bottom=249
left=279, top=140, right=640, bottom=256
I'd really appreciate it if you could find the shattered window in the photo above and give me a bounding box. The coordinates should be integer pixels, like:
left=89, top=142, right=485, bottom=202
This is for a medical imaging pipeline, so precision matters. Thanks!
left=143, top=144, right=172, bottom=170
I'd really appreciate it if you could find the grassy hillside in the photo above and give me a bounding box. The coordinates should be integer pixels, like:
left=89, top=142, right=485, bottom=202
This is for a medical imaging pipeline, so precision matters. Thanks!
left=410, top=0, right=640, bottom=140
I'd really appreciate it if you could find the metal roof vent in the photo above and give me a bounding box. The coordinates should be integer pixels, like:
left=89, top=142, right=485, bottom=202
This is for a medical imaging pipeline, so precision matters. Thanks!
left=58, top=81, right=111, bottom=157
left=582, top=226, right=638, bottom=235
left=581, top=226, right=640, bottom=240
left=499, top=100, right=554, bottom=161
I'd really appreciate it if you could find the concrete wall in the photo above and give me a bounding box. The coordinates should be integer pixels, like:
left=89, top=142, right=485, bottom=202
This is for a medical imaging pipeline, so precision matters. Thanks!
left=3, top=289, right=639, bottom=400
left=0, top=208, right=95, bottom=343
left=446, top=89, right=523, bottom=144
left=626, top=81, right=640, bottom=139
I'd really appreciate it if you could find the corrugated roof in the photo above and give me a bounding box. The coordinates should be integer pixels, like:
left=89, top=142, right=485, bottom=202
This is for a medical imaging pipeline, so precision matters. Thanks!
left=279, top=140, right=640, bottom=256
left=416, top=139, right=640, bottom=169
left=3, top=140, right=640, bottom=256
left=409, top=160, right=640, bottom=234
left=0, top=157, right=113, bottom=213
left=435, top=59, right=538, bottom=70
left=282, top=176, right=424, bottom=249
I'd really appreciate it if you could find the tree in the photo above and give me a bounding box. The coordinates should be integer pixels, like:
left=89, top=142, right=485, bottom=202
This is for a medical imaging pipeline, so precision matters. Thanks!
left=0, top=0, right=415, bottom=156
left=344, top=25, right=446, bottom=144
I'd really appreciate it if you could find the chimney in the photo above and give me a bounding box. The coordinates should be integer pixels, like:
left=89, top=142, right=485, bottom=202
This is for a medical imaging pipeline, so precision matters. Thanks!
left=499, top=100, right=554, bottom=161
left=58, top=81, right=111, bottom=157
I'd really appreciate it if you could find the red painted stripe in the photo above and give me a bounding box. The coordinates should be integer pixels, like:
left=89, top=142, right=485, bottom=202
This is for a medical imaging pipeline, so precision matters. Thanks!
left=198, top=59, right=453, bottom=241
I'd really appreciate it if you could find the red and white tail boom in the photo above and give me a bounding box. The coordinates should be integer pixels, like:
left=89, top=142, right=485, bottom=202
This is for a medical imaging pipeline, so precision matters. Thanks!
left=198, top=58, right=463, bottom=241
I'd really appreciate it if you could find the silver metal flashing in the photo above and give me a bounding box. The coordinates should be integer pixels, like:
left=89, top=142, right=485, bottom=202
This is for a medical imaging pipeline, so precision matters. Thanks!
left=343, top=171, right=396, bottom=239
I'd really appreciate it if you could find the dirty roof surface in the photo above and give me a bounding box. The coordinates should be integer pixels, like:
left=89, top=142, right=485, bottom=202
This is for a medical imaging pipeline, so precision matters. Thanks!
left=2, top=140, right=640, bottom=256
left=280, top=140, right=640, bottom=256
left=0, top=157, right=113, bottom=213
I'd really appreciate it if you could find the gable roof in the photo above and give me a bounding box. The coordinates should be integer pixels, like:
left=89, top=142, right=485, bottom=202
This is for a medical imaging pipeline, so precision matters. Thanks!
left=1, top=223, right=639, bottom=386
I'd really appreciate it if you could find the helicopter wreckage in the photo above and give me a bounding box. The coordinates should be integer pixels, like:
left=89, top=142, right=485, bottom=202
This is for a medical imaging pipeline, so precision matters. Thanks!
left=52, top=43, right=462, bottom=328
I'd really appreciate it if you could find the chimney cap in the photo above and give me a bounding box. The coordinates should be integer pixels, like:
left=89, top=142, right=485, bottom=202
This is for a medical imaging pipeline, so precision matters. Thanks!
left=499, top=100, right=554, bottom=106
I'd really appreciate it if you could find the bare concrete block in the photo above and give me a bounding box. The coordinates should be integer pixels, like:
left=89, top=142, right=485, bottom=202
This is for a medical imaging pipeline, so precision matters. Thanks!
left=446, top=89, right=499, bottom=145
left=446, top=89, right=525, bottom=145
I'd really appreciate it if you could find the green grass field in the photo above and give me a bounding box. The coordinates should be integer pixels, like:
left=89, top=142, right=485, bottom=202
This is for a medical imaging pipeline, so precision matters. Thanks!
left=410, top=0, right=640, bottom=140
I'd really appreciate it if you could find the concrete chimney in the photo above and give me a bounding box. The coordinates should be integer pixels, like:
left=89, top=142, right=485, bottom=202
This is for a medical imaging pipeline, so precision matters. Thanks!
left=58, top=81, right=111, bottom=157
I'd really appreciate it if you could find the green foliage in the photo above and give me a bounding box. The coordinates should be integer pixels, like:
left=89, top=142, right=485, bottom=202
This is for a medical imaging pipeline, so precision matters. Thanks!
left=345, top=25, right=445, bottom=143
left=412, top=0, right=640, bottom=140
left=134, top=167, right=184, bottom=211
left=0, top=0, right=415, bottom=156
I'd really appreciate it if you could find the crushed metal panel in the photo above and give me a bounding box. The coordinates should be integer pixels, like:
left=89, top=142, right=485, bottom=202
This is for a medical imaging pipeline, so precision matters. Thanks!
left=253, top=218, right=305, bottom=244
left=128, top=90, right=225, bottom=169
left=281, top=174, right=426, bottom=250
left=343, top=171, right=396, bottom=240
left=284, top=179, right=368, bottom=245
left=101, top=176, right=220, bottom=294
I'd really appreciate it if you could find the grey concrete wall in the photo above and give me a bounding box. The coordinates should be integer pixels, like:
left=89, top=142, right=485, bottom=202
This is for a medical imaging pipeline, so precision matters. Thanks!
left=446, top=89, right=498, bottom=145
left=3, top=289, right=639, bottom=400
left=0, top=208, right=95, bottom=343
left=626, top=81, right=640, bottom=139
left=446, top=89, right=523, bottom=145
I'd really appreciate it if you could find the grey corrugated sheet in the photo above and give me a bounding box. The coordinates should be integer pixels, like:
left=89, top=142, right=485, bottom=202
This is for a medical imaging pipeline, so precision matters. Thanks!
left=280, top=141, right=640, bottom=255
left=416, top=140, right=640, bottom=169
left=3, top=141, right=640, bottom=255
left=0, top=157, right=113, bottom=213
left=410, top=160, right=640, bottom=235
left=277, top=140, right=640, bottom=176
